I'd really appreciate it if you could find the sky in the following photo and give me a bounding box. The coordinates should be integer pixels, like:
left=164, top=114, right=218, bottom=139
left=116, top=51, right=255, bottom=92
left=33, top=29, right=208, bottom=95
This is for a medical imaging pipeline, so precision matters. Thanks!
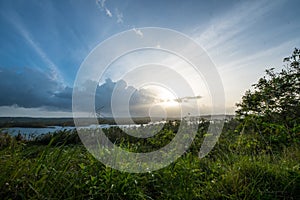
left=0, top=0, right=299, bottom=117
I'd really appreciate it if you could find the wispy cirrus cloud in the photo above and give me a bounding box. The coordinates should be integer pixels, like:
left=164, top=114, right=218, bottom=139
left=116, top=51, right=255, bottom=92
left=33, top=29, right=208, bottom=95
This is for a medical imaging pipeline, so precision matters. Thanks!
left=155, top=95, right=202, bottom=103
left=99, top=0, right=106, bottom=8
left=133, top=27, right=143, bottom=37
left=189, top=0, right=299, bottom=76
left=188, top=0, right=293, bottom=113
left=116, top=8, right=123, bottom=23
left=3, top=11, right=64, bottom=83
left=96, top=0, right=113, bottom=18
left=105, top=7, right=112, bottom=17
left=194, top=0, right=282, bottom=52
left=219, top=38, right=300, bottom=73
left=174, top=95, right=202, bottom=103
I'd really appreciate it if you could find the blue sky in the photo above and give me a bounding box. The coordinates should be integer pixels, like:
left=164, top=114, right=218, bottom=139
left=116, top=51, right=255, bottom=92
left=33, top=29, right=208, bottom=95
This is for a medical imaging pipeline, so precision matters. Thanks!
left=0, top=0, right=299, bottom=117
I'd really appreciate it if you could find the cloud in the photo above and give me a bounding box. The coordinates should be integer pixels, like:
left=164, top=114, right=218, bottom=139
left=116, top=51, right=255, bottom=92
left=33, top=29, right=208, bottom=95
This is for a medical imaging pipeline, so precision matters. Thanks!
left=96, top=0, right=113, bottom=18
left=92, top=78, right=156, bottom=117
left=96, top=0, right=106, bottom=9
left=100, top=0, right=106, bottom=8
left=0, top=66, right=207, bottom=117
left=133, top=27, right=143, bottom=37
left=155, top=95, right=202, bottom=103
left=116, top=9, right=123, bottom=23
left=105, top=8, right=112, bottom=17
left=0, top=106, right=73, bottom=117
left=0, top=67, right=70, bottom=110
left=4, top=12, right=64, bottom=83
left=0, top=67, right=161, bottom=117
left=194, top=0, right=281, bottom=51
left=173, top=95, right=202, bottom=103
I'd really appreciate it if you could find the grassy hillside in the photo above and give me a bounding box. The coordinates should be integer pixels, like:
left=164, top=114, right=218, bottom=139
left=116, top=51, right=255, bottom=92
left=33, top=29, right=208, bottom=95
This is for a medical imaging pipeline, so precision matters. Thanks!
left=0, top=119, right=299, bottom=199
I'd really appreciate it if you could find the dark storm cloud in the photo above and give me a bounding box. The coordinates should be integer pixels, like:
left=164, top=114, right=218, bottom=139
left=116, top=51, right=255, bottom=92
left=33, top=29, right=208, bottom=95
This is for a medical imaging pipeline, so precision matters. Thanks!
left=0, top=67, right=156, bottom=116
left=94, top=78, right=155, bottom=117
left=0, top=67, right=71, bottom=110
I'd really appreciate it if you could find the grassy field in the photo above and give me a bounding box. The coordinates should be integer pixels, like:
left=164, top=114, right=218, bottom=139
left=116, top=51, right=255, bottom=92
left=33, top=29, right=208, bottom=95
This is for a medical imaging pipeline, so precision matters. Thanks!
left=0, top=119, right=299, bottom=199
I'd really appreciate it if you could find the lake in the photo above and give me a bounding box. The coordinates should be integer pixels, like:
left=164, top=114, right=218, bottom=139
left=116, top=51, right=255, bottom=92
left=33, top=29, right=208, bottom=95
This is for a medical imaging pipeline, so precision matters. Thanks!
left=1, top=123, right=145, bottom=139
left=1, top=120, right=209, bottom=140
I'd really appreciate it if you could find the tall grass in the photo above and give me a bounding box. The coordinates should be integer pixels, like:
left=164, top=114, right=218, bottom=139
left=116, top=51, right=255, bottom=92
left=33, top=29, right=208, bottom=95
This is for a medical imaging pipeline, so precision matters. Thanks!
left=0, top=120, right=299, bottom=199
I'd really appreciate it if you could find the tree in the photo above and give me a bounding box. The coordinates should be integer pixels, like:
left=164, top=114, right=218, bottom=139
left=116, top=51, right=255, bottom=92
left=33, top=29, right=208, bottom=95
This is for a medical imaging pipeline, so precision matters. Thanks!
left=236, top=48, right=300, bottom=134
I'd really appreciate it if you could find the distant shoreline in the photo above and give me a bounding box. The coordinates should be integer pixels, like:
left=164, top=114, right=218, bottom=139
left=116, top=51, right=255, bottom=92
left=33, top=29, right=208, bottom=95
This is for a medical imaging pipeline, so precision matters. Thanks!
left=0, top=115, right=234, bottom=128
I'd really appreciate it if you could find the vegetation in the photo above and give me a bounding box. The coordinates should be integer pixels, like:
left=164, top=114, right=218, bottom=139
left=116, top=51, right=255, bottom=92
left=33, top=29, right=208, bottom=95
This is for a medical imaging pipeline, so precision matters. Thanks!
left=0, top=49, right=299, bottom=199
left=235, top=48, right=300, bottom=152
left=1, top=121, right=299, bottom=199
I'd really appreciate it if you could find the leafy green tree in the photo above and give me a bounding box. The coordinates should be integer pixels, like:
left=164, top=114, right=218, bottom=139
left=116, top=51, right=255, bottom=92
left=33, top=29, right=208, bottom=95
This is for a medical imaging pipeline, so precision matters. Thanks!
left=235, top=48, right=300, bottom=147
left=236, top=48, right=300, bottom=127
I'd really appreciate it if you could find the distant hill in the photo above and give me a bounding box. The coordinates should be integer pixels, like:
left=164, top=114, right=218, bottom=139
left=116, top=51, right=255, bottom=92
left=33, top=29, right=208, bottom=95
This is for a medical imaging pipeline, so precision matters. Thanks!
left=0, top=115, right=234, bottom=128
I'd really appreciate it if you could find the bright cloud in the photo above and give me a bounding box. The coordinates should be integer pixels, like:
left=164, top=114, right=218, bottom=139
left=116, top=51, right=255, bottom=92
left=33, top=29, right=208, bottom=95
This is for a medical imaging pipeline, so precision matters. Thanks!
left=105, top=8, right=112, bottom=17
left=133, top=27, right=143, bottom=37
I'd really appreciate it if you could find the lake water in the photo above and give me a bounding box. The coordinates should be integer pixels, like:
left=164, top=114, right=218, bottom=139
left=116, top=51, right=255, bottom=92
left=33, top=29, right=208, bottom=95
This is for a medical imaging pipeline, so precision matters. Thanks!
left=3, top=126, right=75, bottom=136
left=1, top=120, right=205, bottom=139
left=1, top=124, right=144, bottom=138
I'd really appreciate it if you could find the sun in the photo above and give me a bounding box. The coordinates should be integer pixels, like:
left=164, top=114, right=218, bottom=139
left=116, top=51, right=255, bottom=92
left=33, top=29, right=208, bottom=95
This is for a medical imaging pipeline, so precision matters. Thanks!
left=144, top=85, right=180, bottom=108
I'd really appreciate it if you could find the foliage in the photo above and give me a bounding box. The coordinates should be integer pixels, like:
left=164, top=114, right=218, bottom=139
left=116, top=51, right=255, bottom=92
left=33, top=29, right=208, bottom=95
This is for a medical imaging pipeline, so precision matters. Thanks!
left=1, top=121, right=300, bottom=199
left=235, top=48, right=300, bottom=148
left=236, top=48, right=300, bottom=127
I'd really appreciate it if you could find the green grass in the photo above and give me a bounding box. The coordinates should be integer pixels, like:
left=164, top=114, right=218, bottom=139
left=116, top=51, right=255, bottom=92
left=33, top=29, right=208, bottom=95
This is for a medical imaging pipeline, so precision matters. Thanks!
left=0, top=120, right=299, bottom=199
